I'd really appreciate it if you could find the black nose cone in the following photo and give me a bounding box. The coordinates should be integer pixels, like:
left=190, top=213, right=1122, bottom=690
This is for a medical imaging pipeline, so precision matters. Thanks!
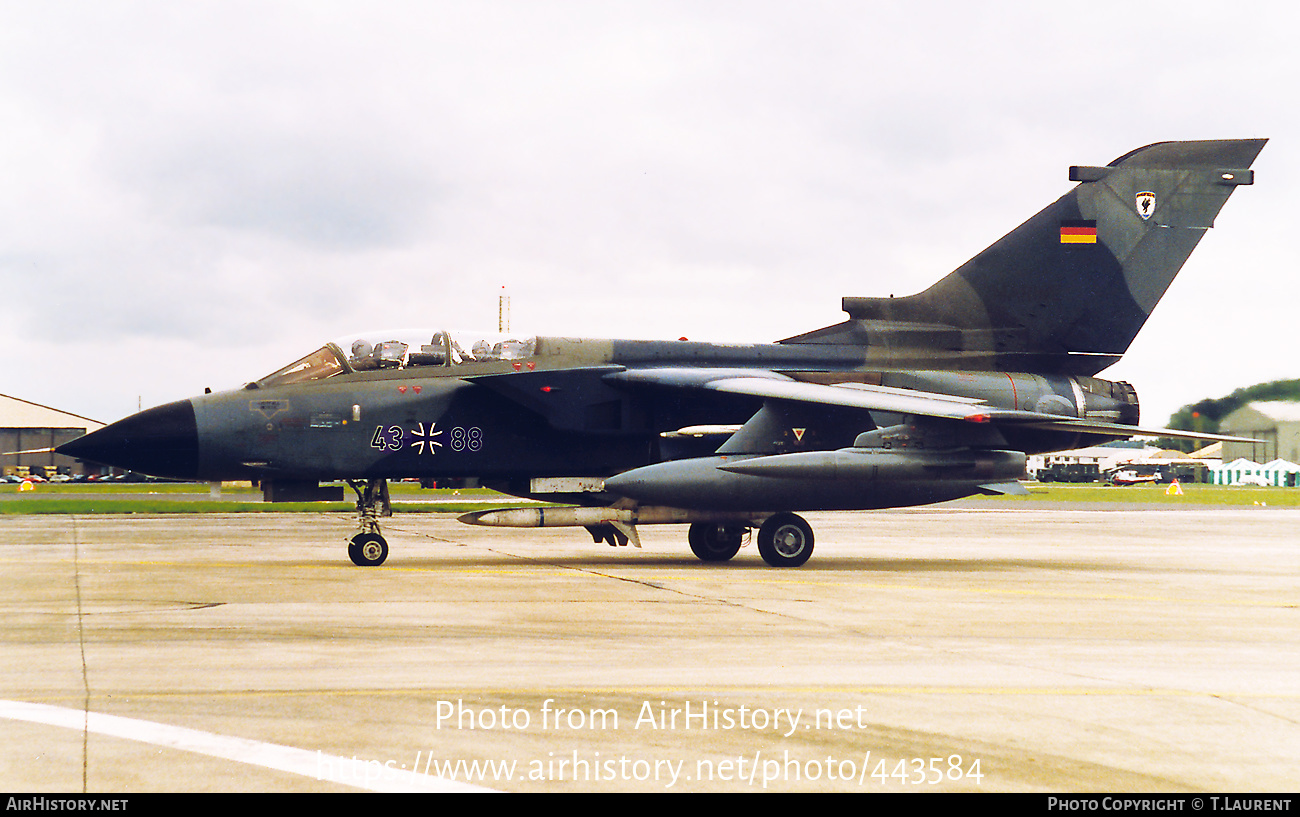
left=57, top=399, right=199, bottom=480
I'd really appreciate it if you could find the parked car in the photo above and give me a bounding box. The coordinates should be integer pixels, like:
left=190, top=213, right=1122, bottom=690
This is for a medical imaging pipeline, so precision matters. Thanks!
left=1107, top=469, right=1159, bottom=486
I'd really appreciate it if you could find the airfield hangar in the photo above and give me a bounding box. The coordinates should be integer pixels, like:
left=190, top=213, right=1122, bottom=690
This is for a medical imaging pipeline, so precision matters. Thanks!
left=0, top=394, right=104, bottom=478
left=1219, top=401, right=1300, bottom=465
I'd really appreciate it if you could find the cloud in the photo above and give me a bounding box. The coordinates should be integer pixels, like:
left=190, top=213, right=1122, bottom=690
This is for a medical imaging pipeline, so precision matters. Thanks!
left=112, top=129, right=440, bottom=250
left=0, top=1, right=1296, bottom=423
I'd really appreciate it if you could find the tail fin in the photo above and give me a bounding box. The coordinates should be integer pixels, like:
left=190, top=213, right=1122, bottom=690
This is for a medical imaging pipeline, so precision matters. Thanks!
left=787, top=139, right=1266, bottom=375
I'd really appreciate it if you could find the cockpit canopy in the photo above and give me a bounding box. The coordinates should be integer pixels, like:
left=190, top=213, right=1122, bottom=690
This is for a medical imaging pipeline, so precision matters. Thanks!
left=253, top=329, right=538, bottom=389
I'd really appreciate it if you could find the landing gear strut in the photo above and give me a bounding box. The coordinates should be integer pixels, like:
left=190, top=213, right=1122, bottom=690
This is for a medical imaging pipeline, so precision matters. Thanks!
left=756, top=513, right=814, bottom=567
left=688, top=522, right=746, bottom=562
left=347, top=478, right=391, bottom=566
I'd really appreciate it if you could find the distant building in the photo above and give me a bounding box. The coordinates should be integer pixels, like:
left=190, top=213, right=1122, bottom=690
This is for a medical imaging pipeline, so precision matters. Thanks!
left=1220, top=401, right=1300, bottom=464
left=1, top=394, right=104, bottom=477
left=1187, top=441, right=1222, bottom=461
left=1030, top=441, right=1142, bottom=481
left=1027, top=440, right=1212, bottom=483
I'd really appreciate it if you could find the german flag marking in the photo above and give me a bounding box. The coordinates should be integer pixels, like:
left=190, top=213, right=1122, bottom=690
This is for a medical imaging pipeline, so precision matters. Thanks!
left=1060, top=219, right=1097, bottom=244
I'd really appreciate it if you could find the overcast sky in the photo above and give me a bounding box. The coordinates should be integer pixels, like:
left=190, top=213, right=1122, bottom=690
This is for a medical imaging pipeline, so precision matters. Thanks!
left=2, top=1, right=1296, bottom=425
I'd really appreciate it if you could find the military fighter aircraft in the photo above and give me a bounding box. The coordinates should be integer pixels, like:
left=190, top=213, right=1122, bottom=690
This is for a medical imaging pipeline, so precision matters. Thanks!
left=58, top=139, right=1266, bottom=567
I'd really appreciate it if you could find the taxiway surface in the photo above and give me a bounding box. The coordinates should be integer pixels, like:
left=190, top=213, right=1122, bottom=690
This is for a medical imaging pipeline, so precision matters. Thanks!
left=2, top=507, right=1297, bottom=792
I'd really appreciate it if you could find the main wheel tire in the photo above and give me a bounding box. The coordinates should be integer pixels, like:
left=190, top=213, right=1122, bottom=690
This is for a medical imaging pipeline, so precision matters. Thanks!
left=348, top=533, right=389, bottom=566
left=756, top=513, right=814, bottom=567
left=688, top=523, right=744, bottom=562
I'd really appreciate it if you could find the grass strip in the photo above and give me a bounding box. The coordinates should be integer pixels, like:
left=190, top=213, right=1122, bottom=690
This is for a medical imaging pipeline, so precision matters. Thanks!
left=2, top=482, right=1297, bottom=514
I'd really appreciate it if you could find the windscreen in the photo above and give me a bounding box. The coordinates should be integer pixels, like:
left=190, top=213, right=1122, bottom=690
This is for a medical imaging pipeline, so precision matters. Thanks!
left=254, top=345, right=347, bottom=388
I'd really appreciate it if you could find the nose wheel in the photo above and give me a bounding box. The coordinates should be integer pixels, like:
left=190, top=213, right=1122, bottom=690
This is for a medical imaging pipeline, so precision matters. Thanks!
left=347, top=478, right=391, bottom=566
left=348, top=532, right=389, bottom=566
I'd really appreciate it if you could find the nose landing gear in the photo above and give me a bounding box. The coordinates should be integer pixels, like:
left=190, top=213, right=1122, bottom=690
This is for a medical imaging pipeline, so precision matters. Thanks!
left=347, top=478, right=391, bottom=566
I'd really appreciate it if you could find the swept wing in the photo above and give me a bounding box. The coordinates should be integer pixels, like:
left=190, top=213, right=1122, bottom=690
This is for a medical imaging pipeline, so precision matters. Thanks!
left=605, top=367, right=1255, bottom=444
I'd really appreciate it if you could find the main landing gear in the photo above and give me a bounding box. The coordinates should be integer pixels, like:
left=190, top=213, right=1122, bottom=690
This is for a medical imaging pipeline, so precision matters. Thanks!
left=755, top=512, right=814, bottom=567
left=347, top=478, right=391, bottom=566
left=687, top=513, right=814, bottom=567
left=687, top=523, right=746, bottom=562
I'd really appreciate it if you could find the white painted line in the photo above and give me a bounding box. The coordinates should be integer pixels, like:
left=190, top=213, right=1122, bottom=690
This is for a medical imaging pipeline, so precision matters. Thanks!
left=1, top=699, right=495, bottom=793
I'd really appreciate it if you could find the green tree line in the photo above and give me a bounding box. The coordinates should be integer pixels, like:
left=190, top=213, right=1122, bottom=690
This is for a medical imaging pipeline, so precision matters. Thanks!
left=1159, top=378, right=1300, bottom=452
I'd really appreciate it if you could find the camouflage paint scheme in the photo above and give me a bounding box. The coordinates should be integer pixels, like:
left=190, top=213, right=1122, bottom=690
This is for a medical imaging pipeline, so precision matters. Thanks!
left=59, top=140, right=1266, bottom=567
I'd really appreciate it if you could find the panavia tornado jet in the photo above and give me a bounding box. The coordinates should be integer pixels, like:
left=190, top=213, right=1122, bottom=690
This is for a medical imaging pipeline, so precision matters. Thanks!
left=59, top=139, right=1266, bottom=567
